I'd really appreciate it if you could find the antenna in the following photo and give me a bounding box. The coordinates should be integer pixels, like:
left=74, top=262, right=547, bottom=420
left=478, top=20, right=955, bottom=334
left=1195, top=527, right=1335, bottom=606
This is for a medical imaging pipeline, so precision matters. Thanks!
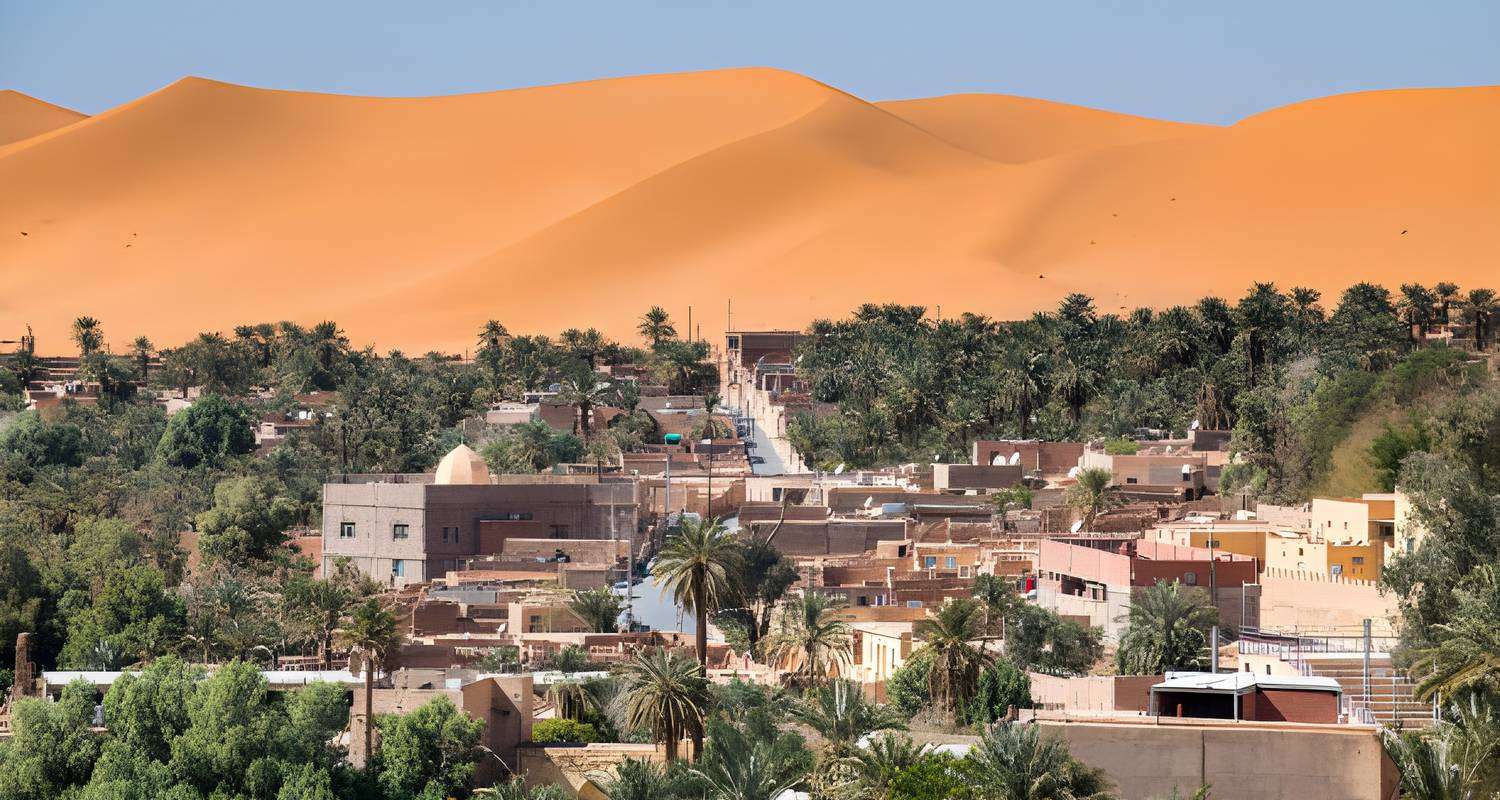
left=1008, top=452, right=1021, bottom=466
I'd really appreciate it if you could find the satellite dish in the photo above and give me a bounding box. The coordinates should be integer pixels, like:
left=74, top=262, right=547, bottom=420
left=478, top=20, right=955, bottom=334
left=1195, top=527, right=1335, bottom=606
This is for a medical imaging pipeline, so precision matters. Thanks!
left=1070, top=519, right=1084, bottom=533
left=1067, top=466, right=1081, bottom=479
left=863, top=497, right=874, bottom=509
left=990, top=453, right=1004, bottom=466
left=834, top=463, right=846, bottom=475
left=1009, top=452, right=1021, bottom=466
left=1190, top=419, right=1201, bottom=430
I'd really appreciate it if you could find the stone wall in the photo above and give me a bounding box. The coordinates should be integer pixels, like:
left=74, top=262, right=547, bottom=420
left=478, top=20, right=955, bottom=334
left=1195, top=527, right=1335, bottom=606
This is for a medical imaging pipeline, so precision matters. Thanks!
left=1258, top=568, right=1397, bottom=635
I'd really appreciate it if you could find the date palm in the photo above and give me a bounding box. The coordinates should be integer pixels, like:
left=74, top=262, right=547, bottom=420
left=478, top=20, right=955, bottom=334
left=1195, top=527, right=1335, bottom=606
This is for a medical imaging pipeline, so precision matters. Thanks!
left=1434, top=282, right=1461, bottom=325
left=762, top=592, right=853, bottom=687
left=569, top=588, right=623, bottom=633
left=656, top=517, right=742, bottom=669
left=1464, top=288, right=1496, bottom=350
left=691, top=719, right=807, bottom=800
left=72, top=316, right=103, bottom=358
left=130, top=336, right=154, bottom=384
left=790, top=678, right=905, bottom=757
left=966, top=721, right=1114, bottom=800
left=638, top=306, right=677, bottom=349
left=340, top=599, right=401, bottom=764
left=913, top=597, right=992, bottom=722
left=1066, top=467, right=1118, bottom=530
left=618, top=646, right=709, bottom=762
left=1114, top=580, right=1219, bottom=675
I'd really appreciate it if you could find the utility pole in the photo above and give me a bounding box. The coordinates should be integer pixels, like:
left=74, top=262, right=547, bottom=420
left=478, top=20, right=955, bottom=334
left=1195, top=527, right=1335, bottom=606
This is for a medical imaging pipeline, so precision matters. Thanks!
left=1362, top=618, right=1372, bottom=706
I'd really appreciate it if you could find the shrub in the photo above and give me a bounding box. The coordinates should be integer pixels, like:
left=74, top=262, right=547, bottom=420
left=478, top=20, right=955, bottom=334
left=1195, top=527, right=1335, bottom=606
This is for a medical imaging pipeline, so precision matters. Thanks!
left=533, top=718, right=598, bottom=744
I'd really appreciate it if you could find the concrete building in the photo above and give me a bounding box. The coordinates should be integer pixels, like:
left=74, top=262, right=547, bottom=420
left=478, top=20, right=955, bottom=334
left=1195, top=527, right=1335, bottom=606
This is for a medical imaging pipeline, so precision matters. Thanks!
left=321, top=445, right=639, bottom=585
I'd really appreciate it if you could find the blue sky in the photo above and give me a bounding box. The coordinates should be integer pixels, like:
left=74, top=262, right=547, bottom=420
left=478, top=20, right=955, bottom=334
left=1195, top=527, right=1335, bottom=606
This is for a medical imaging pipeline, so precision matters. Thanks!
left=3, top=0, right=1497, bottom=123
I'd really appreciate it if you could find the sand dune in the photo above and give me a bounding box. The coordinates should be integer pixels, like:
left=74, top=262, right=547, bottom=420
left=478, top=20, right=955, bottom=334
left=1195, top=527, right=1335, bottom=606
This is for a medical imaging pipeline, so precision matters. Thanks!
left=1, top=70, right=1497, bottom=353
left=0, top=90, right=86, bottom=147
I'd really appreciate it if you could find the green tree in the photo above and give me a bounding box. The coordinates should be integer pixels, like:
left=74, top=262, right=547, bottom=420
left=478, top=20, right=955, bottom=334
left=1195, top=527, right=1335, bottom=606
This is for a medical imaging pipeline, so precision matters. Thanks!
left=762, top=592, right=853, bottom=687
left=913, top=598, right=992, bottom=722
left=690, top=719, right=808, bottom=800
left=155, top=394, right=255, bottom=469
left=0, top=680, right=101, bottom=800
left=477, top=320, right=511, bottom=391
left=790, top=678, right=905, bottom=757
left=1464, top=288, right=1497, bottom=351
left=568, top=588, right=623, bottom=633
left=72, top=316, right=104, bottom=358
left=1065, top=467, right=1117, bottom=531
left=617, top=646, right=709, bottom=762
left=967, top=659, right=1033, bottom=725
left=60, top=565, right=185, bottom=669
left=128, top=336, right=154, bottom=384
left=965, top=721, right=1114, bottom=800
left=194, top=475, right=299, bottom=562
left=1409, top=565, right=1500, bottom=702
left=533, top=717, right=598, bottom=744
left=655, top=517, right=742, bottom=670
left=376, top=694, right=485, bottom=799
left=1115, top=580, right=1219, bottom=675
left=1380, top=693, right=1500, bottom=800
left=639, top=307, right=677, bottom=349
left=340, top=599, right=401, bottom=766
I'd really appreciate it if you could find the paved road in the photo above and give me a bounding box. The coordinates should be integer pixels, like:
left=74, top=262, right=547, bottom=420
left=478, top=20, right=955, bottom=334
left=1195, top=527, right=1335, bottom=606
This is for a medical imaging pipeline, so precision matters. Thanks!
left=743, top=413, right=794, bottom=475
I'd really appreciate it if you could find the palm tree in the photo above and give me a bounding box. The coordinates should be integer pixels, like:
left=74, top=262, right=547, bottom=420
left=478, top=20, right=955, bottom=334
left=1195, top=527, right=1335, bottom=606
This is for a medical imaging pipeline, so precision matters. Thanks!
left=561, top=328, right=608, bottom=369
left=691, top=720, right=807, bottom=800
left=913, top=597, right=992, bottom=721
left=1065, top=467, right=1118, bottom=530
left=569, top=588, right=623, bottom=633
left=847, top=732, right=924, bottom=798
left=71, top=316, right=103, bottom=358
left=1380, top=694, right=1500, bottom=800
left=1400, top=283, right=1438, bottom=342
left=558, top=375, right=612, bottom=440
left=790, top=679, right=906, bottom=757
left=655, top=517, right=742, bottom=670
left=1463, top=289, right=1496, bottom=350
left=762, top=592, right=853, bottom=687
left=997, top=348, right=1046, bottom=438
left=1115, top=580, right=1219, bottom=675
left=966, top=722, right=1114, bottom=800
left=1288, top=286, right=1325, bottom=344
left=130, top=336, right=154, bottom=384
left=618, top=646, right=709, bottom=762
left=339, top=599, right=401, bottom=765
left=477, top=320, right=511, bottom=389
left=973, top=573, right=1023, bottom=637
left=1435, top=282, right=1462, bottom=325
left=639, top=307, right=677, bottom=349
left=1410, top=565, right=1500, bottom=702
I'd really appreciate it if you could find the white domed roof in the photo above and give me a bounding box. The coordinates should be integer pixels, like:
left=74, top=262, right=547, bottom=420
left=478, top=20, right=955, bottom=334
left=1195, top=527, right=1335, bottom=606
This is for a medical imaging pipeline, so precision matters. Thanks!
left=434, top=444, right=490, bottom=485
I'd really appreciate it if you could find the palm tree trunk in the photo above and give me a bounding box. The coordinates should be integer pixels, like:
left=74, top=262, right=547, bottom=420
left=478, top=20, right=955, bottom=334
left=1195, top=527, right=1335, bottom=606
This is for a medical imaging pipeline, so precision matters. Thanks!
left=363, top=662, right=374, bottom=767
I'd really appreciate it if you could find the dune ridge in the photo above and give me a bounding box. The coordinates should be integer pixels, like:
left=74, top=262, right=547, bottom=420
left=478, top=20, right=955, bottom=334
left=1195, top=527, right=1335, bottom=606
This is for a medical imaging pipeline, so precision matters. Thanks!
left=0, top=90, right=87, bottom=148
left=2, top=69, right=1497, bottom=353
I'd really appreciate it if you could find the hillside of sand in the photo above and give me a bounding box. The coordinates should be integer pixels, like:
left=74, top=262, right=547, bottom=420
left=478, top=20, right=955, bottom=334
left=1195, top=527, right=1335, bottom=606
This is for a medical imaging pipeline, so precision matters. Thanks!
left=0, top=90, right=86, bottom=147
left=2, top=69, right=1498, bottom=353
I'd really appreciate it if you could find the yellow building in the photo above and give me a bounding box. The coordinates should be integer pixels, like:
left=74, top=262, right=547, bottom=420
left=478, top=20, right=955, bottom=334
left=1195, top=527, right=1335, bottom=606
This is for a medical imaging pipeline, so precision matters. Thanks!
left=852, top=621, right=913, bottom=700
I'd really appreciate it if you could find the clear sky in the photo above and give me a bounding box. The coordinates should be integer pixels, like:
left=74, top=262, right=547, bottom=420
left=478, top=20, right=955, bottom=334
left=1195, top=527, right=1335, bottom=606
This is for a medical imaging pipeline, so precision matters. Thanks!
left=3, top=0, right=1497, bottom=123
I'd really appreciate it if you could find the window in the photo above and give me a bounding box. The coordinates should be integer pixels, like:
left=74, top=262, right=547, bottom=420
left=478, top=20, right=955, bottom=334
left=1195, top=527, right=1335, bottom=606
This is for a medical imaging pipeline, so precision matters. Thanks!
left=1183, top=571, right=1197, bottom=585
left=945, top=556, right=957, bottom=569
left=1206, top=539, right=1220, bottom=548
left=772, top=488, right=783, bottom=502
left=906, top=600, right=923, bottom=608
left=391, top=559, right=405, bottom=577
left=1181, top=472, right=1190, bottom=482
left=1266, top=665, right=1272, bottom=675
left=1126, top=477, right=1138, bottom=484
left=530, top=615, right=541, bottom=628
left=924, top=556, right=937, bottom=568
left=1351, top=556, right=1365, bottom=565
left=550, top=524, right=570, bottom=538
left=1298, top=547, right=1304, bottom=556
left=857, top=596, right=869, bottom=607
left=339, top=522, right=356, bottom=539
left=392, top=523, right=409, bottom=540
left=441, top=526, right=461, bottom=544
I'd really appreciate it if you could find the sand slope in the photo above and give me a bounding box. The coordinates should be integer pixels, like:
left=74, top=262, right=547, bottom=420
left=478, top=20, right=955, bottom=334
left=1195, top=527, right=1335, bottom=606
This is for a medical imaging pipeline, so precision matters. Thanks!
left=0, top=90, right=86, bottom=147
left=2, top=70, right=1497, bottom=352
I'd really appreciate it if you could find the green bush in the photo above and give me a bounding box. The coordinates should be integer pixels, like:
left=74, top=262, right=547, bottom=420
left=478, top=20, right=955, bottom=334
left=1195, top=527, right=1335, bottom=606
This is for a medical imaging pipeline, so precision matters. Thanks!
left=1102, top=436, right=1139, bottom=455
left=533, top=717, right=599, bottom=744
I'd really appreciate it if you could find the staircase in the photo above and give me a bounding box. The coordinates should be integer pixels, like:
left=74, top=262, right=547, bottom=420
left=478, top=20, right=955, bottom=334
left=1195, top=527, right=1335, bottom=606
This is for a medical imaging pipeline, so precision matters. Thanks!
left=1300, top=654, right=1435, bottom=729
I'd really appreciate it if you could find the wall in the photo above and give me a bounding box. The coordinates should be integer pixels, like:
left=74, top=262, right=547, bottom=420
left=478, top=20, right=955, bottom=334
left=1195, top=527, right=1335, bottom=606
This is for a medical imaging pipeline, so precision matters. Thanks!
left=1258, top=568, right=1397, bottom=635
left=1248, top=688, right=1339, bottom=724
left=518, top=743, right=665, bottom=799
left=1029, top=674, right=1159, bottom=712
left=1039, top=719, right=1397, bottom=800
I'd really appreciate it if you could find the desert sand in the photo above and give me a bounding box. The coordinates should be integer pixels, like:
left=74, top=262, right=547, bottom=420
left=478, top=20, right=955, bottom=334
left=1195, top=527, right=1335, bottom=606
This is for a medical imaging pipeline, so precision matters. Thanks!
left=2, top=68, right=1497, bottom=354
left=0, top=90, right=86, bottom=147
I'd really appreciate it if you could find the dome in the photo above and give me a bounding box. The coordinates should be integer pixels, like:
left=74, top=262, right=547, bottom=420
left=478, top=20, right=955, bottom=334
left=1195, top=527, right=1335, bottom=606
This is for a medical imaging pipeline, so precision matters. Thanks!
left=434, top=444, right=490, bottom=485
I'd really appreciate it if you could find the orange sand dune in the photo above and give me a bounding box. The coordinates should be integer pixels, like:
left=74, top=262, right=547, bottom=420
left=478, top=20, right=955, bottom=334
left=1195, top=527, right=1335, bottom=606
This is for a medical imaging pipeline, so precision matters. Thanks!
left=1, top=70, right=1497, bottom=354
left=0, top=90, right=86, bottom=147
